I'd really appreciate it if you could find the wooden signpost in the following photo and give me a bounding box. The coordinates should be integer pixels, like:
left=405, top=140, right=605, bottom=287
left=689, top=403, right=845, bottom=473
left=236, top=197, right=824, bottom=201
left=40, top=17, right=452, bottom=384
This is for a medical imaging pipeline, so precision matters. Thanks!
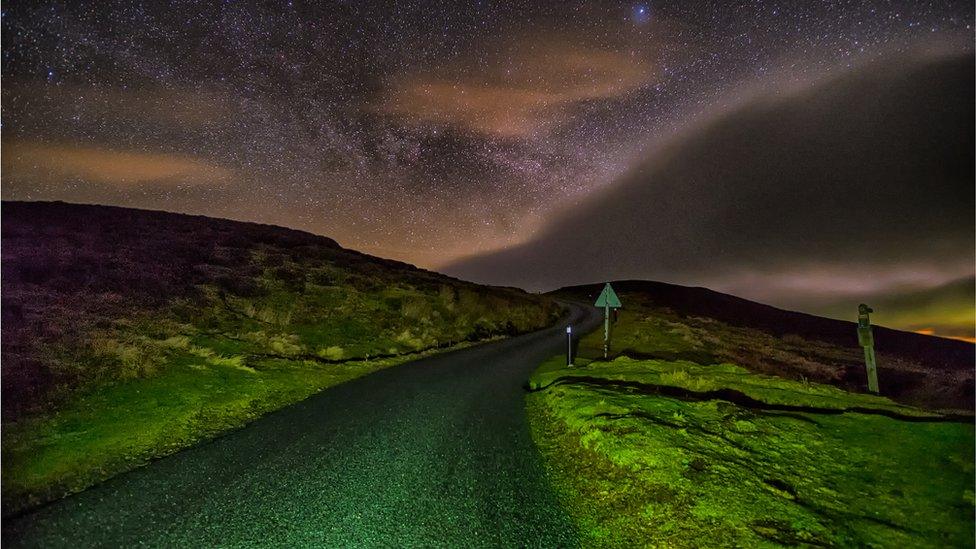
left=594, top=283, right=622, bottom=359
left=857, top=303, right=879, bottom=394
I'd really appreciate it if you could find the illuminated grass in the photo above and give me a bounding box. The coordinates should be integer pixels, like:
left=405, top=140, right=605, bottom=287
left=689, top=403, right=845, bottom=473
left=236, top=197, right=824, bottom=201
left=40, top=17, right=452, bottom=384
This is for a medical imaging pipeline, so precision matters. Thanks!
left=530, top=356, right=944, bottom=419
left=528, top=297, right=973, bottom=547
left=528, top=357, right=974, bottom=547
left=3, top=276, right=549, bottom=514
left=3, top=342, right=483, bottom=514
left=2, top=203, right=560, bottom=515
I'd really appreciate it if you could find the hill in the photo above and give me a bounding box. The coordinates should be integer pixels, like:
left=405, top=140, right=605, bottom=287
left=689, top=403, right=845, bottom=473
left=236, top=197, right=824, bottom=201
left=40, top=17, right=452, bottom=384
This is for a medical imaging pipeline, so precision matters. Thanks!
left=1, top=200, right=559, bottom=513
left=530, top=281, right=973, bottom=546
left=551, top=281, right=973, bottom=412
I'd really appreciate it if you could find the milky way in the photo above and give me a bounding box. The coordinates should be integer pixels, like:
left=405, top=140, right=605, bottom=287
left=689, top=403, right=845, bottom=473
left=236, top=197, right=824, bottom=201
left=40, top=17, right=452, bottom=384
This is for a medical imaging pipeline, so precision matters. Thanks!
left=2, top=1, right=972, bottom=267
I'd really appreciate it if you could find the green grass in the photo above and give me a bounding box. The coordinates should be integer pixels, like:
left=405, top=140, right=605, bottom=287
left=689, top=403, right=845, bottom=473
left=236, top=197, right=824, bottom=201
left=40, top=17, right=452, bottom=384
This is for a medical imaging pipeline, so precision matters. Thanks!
left=561, top=289, right=973, bottom=413
left=3, top=237, right=559, bottom=515
left=528, top=359, right=974, bottom=547
left=527, top=304, right=974, bottom=547
left=530, top=357, right=943, bottom=419
left=3, top=341, right=484, bottom=514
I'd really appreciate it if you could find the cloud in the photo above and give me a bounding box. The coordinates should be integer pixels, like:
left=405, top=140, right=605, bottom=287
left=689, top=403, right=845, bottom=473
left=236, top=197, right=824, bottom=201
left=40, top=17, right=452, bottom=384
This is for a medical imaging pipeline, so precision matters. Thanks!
left=444, top=51, right=975, bottom=334
left=2, top=81, right=236, bottom=138
left=2, top=141, right=233, bottom=186
left=376, top=34, right=660, bottom=137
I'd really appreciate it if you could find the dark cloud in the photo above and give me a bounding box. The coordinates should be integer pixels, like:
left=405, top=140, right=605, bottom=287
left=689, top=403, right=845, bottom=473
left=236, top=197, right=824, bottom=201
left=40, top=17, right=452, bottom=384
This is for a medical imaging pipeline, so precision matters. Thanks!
left=445, top=52, right=975, bottom=314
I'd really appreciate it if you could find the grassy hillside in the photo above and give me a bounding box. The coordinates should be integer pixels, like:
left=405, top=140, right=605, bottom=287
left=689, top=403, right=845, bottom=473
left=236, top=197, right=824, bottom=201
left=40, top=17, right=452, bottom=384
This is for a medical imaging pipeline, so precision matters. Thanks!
left=527, top=283, right=974, bottom=547
left=553, top=281, right=974, bottom=412
left=1, top=201, right=559, bottom=514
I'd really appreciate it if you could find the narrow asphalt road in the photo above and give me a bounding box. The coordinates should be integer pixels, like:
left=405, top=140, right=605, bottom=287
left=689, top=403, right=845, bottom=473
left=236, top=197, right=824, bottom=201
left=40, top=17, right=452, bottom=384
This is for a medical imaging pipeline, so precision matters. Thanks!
left=4, top=303, right=602, bottom=547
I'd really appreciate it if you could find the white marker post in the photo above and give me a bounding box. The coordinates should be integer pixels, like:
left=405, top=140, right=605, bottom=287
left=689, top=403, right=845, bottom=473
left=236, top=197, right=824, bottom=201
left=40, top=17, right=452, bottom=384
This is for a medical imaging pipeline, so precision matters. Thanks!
left=566, top=325, right=573, bottom=366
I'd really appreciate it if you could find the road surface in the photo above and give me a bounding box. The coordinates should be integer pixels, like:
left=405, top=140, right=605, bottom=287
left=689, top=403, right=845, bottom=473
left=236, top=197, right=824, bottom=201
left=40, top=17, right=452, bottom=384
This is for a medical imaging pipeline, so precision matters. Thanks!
left=4, top=303, right=602, bottom=547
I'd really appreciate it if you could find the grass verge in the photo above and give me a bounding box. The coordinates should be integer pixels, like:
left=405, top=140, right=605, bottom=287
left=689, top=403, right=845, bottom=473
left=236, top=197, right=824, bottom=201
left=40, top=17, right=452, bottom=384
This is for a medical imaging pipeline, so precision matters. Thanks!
left=528, top=356, right=974, bottom=547
left=3, top=340, right=488, bottom=515
left=528, top=303, right=974, bottom=549
left=2, top=201, right=560, bottom=515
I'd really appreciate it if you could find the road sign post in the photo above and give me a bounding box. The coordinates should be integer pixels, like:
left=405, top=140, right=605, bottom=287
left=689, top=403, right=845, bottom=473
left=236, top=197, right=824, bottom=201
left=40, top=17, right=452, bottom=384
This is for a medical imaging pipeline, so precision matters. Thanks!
left=594, top=283, right=622, bottom=360
left=857, top=303, right=879, bottom=394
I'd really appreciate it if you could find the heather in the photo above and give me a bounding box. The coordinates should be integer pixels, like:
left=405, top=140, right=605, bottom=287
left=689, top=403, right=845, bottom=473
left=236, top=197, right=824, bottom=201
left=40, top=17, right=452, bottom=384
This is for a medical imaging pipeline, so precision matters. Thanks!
left=1, top=201, right=558, bottom=513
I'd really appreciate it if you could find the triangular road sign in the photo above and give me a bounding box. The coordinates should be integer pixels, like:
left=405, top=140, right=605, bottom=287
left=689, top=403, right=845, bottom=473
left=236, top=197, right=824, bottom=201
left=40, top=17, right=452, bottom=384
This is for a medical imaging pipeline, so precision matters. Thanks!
left=594, top=283, right=622, bottom=308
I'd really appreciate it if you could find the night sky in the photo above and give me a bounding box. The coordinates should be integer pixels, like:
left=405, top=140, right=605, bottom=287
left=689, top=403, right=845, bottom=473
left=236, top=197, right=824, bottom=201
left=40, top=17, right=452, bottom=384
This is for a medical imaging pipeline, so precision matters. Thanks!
left=3, top=1, right=974, bottom=337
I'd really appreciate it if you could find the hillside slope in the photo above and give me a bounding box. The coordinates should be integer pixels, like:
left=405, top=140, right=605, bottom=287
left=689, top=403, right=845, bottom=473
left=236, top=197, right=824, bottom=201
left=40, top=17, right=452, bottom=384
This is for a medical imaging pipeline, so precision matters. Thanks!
left=530, top=281, right=973, bottom=546
left=552, top=281, right=973, bottom=412
left=1, top=200, right=559, bottom=513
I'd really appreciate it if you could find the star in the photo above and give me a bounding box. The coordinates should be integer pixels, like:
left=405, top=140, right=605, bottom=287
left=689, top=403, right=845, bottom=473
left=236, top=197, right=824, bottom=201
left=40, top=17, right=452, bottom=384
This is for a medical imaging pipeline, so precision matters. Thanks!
left=633, top=4, right=651, bottom=24
left=0, top=0, right=970, bottom=269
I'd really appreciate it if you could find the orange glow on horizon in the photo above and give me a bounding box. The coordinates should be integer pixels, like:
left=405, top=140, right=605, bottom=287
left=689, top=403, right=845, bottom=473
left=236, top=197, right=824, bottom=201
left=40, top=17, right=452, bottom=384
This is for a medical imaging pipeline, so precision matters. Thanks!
left=913, top=329, right=976, bottom=344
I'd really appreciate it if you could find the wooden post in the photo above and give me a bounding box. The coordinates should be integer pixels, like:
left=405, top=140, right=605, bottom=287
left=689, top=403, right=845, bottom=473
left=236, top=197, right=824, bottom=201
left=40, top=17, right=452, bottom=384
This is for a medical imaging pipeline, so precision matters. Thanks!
left=863, top=345, right=878, bottom=393
left=857, top=304, right=879, bottom=394
left=603, top=303, right=610, bottom=359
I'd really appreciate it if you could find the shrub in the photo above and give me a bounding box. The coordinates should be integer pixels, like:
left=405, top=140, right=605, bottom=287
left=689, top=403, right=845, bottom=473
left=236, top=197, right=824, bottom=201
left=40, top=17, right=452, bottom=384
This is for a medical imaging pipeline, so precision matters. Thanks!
left=401, top=297, right=433, bottom=321
left=394, top=329, right=425, bottom=350
left=317, top=346, right=345, bottom=360
left=273, top=266, right=305, bottom=293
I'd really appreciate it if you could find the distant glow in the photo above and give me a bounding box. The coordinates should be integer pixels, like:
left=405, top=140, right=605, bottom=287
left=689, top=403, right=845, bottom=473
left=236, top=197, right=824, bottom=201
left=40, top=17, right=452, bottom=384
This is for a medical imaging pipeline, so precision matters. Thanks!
left=915, top=329, right=976, bottom=344
left=716, top=264, right=973, bottom=298
left=2, top=141, right=233, bottom=186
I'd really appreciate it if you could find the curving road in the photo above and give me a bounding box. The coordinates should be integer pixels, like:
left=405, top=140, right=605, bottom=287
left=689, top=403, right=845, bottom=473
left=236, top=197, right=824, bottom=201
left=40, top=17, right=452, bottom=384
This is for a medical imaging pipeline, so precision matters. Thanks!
left=4, top=303, right=602, bottom=547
